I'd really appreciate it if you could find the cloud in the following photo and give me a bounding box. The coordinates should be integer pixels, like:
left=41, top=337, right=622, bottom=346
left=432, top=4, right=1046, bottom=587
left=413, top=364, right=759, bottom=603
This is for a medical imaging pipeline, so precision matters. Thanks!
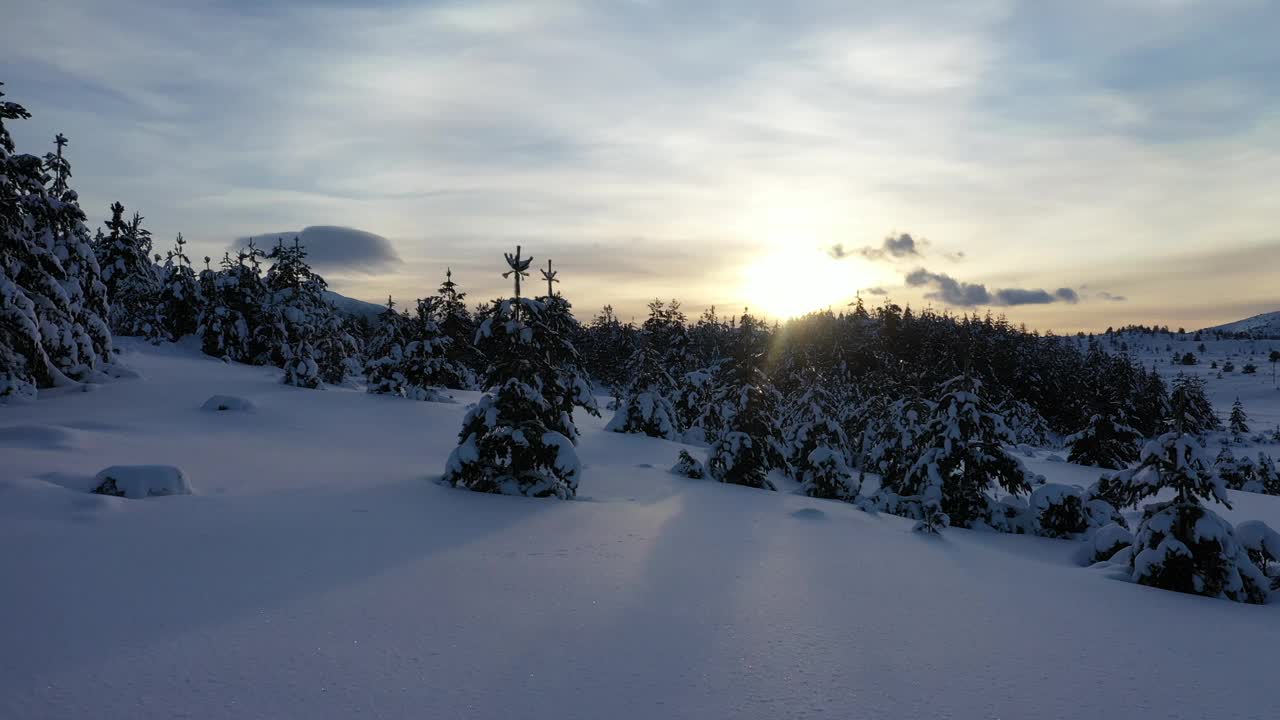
left=995, top=288, right=1055, bottom=305
left=907, top=269, right=1085, bottom=307
left=905, top=268, right=991, bottom=306
left=1097, top=291, right=1127, bottom=302
left=233, top=226, right=400, bottom=272
left=862, top=286, right=889, bottom=296
left=830, top=233, right=928, bottom=262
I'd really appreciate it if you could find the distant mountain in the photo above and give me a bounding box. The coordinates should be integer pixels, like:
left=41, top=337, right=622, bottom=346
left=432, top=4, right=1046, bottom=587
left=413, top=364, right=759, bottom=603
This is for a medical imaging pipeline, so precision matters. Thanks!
left=322, top=290, right=386, bottom=319
left=1204, top=310, right=1280, bottom=338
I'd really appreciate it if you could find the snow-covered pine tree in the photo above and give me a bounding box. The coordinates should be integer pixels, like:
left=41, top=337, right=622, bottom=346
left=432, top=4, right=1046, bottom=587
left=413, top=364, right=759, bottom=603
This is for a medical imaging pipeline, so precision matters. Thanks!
left=443, top=247, right=582, bottom=498
left=864, top=395, right=932, bottom=496
left=1249, top=453, right=1280, bottom=495
left=433, top=268, right=480, bottom=386
left=672, top=366, right=717, bottom=442
left=605, top=338, right=680, bottom=440
left=1114, top=432, right=1268, bottom=603
left=396, top=297, right=456, bottom=401
left=195, top=250, right=264, bottom=362
left=1133, top=366, right=1171, bottom=437
left=705, top=315, right=786, bottom=490
left=363, top=297, right=410, bottom=396
left=1066, top=392, right=1141, bottom=469
left=530, top=259, right=600, bottom=439
left=1213, top=446, right=1259, bottom=491
left=94, top=203, right=161, bottom=337
left=261, top=237, right=357, bottom=386
left=784, top=373, right=857, bottom=500
left=0, top=90, right=113, bottom=398
left=1168, top=374, right=1219, bottom=435
left=281, top=340, right=321, bottom=389
left=1229, top=398, right=1249, bottom=441
left=900, top=375, right=1036, bottom=529
left=154, top=233, right=202, bottom=340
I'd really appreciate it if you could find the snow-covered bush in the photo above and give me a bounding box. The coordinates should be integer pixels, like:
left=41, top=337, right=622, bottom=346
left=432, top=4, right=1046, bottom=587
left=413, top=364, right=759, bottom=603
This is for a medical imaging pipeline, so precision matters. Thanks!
left=1078, top=523, right=1133, bottom=565
left=1030, top=484, right=1089, bottom=539
left=1235, top=520, right=1280, bottom=582
left=670, top=449, right=705, bottom=479
left=91, top=465, right=193, bottom=499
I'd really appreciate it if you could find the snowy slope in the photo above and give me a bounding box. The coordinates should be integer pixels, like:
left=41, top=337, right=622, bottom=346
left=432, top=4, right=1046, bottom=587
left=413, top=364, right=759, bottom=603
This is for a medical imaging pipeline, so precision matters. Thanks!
left=2, top=339, right=1279, bottom=720
left=1205, top=310, right=1280, bottom=338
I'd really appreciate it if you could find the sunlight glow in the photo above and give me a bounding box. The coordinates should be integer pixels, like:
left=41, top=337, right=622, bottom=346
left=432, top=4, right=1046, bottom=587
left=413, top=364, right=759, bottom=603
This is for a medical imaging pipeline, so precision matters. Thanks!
left=738, top=247, right=884, bottom=320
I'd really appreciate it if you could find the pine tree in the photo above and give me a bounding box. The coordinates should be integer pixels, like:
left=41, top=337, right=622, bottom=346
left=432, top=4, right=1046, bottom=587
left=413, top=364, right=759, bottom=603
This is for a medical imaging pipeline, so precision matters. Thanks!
left=0, top=88, right=113, bottom=398
left=260, top=237, right=357, bottom=385
left=605, top=339, right=680, bottom=440
left=433, top=268, right=479, bottom=386
left=281, top=340, right=321, bottom=388
left=154, top=233, right=202, bottom=340
left=785, top=374, right=857, bottom=500
left=396, top=297, right=456, bottom=401
left=443, top=247, right=583, bottom=498
left=1229, top=398, right=1249, bottom=440
left=1168, top=374, right=1219, bottom=434
left=364, top=297, right=410, bottom=396
left=1066, top=392, right=1141, bottom=470
left=1133, top=366, right=1171, bottom=437
left=1115, top=432, right=1268, bottom=603
left=196, top=250, right=264, bottom=362
left=705, top=315, right=786, bottom=490
left=901, top=376, right=1036, bottom=529
left=94, top=203, right=161, bottom=337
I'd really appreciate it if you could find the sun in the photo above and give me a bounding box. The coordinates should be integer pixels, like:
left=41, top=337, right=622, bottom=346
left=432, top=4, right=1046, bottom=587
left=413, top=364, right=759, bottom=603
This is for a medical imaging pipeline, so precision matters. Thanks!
left=738, top=247, right=884, bottom=320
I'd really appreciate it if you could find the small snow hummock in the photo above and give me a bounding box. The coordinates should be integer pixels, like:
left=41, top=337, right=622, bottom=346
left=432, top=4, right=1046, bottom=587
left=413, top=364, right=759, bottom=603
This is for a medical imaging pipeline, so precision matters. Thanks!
left=200, top=394, right=256, bottom=412
left=91, top=465, right=193, bottom=499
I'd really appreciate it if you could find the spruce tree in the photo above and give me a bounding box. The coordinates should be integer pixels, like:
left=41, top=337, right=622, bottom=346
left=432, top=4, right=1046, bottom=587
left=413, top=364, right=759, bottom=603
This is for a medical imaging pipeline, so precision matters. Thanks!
left=705, top=314, right=786, bottom=490
left=155, top=233, right=202, bottom=340
left=1168, top=374, right=1219, bottom=434
left=1229, top=398, right=1249, bottom=440
left=1115, top=432, right=1268, bottom=603
left=364, top=297, right=410, bottom=396
left=901, top=376, right=1036, bottom=529
left=94, top=204, right=161, bottom=337
left=443, top=247, right=583, bottom=498
left=261, top=237, right=357, bottom=385
left=0, top=88, right=113, bottom=398
left=785, top=374, right=857, bottom=500
left=605, top=339, right=680, bottom=440
left=1066, top=392, right=1140, bottom=469
left=397, top=297, right=456, bottom=401
left=433, top=268, right=479, bottom=386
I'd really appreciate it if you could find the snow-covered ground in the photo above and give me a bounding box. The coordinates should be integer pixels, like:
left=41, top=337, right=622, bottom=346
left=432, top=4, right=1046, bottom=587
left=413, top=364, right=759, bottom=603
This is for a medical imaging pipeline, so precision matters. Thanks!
left=3, top=338, right=1279, bottom=720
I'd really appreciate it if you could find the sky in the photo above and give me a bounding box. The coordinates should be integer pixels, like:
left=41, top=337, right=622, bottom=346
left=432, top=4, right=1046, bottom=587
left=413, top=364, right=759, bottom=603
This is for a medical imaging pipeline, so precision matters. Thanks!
left=4, top=0, right=1279, bottom=332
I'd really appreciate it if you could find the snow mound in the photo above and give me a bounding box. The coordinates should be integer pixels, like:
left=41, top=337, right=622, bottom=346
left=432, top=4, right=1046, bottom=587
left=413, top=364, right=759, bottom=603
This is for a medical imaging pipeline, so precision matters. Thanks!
left=91, top=465, right=194, bottom=499
left=0, top=424, right=82, bottom=450
left=200, top=394, right=257, bottom=412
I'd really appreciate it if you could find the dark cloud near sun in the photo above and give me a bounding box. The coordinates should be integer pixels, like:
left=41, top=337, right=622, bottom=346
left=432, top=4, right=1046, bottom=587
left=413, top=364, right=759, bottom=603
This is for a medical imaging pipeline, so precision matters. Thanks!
left=829, top=233, right=925, bottom=262
left=906, top=268, right=1083, bottom=308
left=233, top=226, right=400, bottom=272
